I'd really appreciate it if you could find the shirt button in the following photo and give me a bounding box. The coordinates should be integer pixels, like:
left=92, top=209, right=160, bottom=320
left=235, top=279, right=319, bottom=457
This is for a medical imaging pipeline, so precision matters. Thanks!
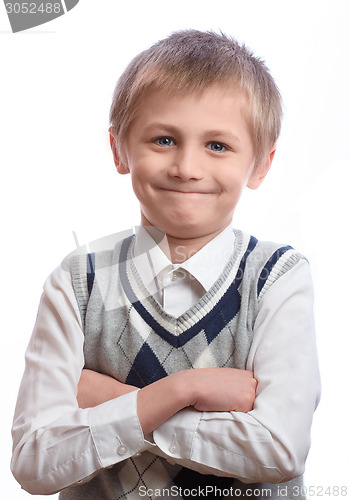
left=117, top=444, right=128, bottom=456
left=169, top=443, right=178, bottom=453
left=169, top=434, right=178, bottom=454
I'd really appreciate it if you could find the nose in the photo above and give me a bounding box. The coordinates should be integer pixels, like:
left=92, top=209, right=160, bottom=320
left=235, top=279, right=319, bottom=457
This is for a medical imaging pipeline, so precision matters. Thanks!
left=168, top=146, right=204, bottom=181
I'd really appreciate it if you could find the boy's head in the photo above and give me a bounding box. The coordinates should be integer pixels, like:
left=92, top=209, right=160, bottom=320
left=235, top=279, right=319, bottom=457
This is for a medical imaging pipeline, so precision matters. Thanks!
left=109, top=29, right=282, bottom=169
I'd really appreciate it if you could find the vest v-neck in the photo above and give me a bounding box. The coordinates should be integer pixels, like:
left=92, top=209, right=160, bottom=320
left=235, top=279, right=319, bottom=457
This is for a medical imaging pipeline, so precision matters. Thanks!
left=118, top=230, right=257, bottom=347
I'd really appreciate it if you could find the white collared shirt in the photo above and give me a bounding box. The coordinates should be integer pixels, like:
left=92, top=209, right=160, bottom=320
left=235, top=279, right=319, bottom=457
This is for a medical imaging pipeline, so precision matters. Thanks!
left=11, top=227, right=321, bottom=494
left=133, top=225, right=235, bottom=317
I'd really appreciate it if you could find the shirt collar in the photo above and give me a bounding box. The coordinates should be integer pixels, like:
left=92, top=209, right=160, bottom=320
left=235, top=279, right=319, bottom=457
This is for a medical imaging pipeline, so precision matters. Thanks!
left=180, top=225, right=235, bottom=290
left=133, top=225, right=235, bottom=292
left=133, top=226, right=172, bottom=291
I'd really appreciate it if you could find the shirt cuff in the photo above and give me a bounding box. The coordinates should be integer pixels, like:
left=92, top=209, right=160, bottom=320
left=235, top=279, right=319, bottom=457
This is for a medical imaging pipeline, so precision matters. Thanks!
left=153, top=407, right=201, bottom=461
left=89, top=390, right=153, bottom=467
left=152, top=407, right=286, bottom=483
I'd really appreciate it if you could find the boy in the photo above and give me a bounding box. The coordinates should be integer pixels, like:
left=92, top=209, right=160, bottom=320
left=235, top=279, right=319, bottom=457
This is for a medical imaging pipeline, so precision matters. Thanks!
left=11, top=30, right=320, bottom=499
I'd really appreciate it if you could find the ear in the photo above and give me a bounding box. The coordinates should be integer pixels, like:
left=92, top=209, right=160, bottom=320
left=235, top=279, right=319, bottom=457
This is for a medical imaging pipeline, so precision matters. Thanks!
left=109, top=128, right=129, bottom=175
left=247, top=146, right=276, bottom=190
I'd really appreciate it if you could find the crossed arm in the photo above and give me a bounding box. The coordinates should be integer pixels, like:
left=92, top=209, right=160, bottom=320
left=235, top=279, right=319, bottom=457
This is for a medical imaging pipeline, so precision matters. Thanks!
left=78, top=367, right=257, bottom=435
left=11, top=260, right=320, bottom=495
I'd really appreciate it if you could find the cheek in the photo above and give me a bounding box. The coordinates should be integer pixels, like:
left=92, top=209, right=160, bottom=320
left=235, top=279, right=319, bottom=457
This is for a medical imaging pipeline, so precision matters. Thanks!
left=218, top=170, right=246, bottom=192
left=131, top=175, right=146, bottom=201
left=130, top=165, right=154, bottom=202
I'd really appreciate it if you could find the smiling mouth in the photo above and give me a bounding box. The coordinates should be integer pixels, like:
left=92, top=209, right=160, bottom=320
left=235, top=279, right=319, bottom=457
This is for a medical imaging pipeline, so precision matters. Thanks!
left=160, top=188, right=211, bottom=195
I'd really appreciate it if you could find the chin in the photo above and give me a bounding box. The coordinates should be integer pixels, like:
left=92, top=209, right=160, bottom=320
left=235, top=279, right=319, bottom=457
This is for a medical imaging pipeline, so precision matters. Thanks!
left=166, top=223, right=211, bottom=240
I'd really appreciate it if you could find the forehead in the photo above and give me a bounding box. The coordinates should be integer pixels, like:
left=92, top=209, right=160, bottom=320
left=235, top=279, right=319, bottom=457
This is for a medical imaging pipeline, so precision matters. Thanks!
left=128, top=85, right=253, bottom=135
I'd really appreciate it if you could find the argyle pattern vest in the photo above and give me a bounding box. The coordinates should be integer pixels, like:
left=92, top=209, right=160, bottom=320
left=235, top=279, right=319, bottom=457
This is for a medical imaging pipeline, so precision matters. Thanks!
left=62, top=230, right=305, bottom=500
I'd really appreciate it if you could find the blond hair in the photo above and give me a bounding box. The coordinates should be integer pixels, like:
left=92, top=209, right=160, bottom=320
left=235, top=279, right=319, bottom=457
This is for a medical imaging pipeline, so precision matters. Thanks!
left=109, top=30, right=282, bottom=167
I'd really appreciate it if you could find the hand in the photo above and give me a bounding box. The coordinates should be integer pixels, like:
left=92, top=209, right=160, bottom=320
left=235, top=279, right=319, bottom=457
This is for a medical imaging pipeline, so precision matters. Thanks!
left=187, top=367, right=257, bottom=413
left=137, top=367, right=257, bottom=436
left=77, top=369, right=139, bottom=409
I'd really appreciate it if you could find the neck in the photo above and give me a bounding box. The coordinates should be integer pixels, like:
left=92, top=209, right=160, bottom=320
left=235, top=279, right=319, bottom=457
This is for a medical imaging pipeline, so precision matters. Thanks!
left=140, top=217, right=231, bottom=264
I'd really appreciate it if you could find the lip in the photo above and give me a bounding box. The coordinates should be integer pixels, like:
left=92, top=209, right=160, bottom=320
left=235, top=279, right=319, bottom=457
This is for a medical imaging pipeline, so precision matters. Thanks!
left=159, top=188, right=211, bottom=195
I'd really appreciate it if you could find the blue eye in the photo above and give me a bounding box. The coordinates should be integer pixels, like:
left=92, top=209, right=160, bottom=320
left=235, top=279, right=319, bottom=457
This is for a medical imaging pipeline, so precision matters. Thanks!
left=207, top=142, right=226, bottom=153
left=155, top=137, right=175, bottom=147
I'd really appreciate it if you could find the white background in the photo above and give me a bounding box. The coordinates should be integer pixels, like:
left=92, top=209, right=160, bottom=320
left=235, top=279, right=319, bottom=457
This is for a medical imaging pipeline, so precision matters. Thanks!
left=1, top=0, right=348, bottom=498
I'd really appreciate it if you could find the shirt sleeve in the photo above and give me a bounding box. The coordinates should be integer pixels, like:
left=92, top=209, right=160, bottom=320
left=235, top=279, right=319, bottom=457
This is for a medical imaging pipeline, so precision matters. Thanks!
left=152, top=258, right=321, bottom=484
left=11, top=263, right=152, bottom=495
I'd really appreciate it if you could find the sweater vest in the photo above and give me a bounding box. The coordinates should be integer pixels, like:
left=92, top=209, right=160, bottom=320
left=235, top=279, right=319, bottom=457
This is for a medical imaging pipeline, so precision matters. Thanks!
left=62, top=229, right=306, bottom=500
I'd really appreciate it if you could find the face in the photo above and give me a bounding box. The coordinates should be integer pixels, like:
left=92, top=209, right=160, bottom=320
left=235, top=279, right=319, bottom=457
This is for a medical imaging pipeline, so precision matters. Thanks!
left=112, top=86, right=273, bottom=241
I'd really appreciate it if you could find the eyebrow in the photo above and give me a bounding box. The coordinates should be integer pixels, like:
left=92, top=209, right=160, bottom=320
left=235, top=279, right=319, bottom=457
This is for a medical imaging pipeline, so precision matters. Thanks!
left=143, top=123, right=241, bottom=143
left=142, top=123, right=179, bottom=134
left=204, top=129, right=241, bottom=144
